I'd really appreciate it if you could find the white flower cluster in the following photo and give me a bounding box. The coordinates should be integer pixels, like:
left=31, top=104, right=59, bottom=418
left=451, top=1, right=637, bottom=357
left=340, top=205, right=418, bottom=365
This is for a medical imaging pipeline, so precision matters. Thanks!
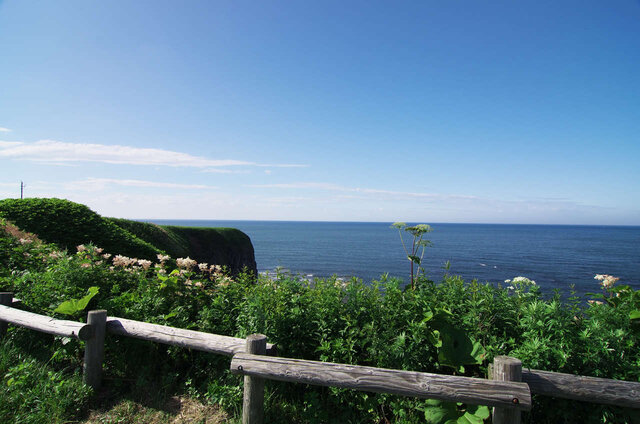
left=113, top=254, right=137, bottom=268
left=595, top=274, right=619, bottom=289
left=137, top=259, right=152, bottom=270
left=176, top=257, right=197, bottom=271
left=504, top=276, right=536, bottom=285
left=157, top=254, right=170, bottom=263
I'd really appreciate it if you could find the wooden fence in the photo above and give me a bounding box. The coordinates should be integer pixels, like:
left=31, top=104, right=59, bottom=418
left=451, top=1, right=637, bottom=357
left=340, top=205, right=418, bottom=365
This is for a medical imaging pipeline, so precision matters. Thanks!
left=1, top=291, right=639, bottom=424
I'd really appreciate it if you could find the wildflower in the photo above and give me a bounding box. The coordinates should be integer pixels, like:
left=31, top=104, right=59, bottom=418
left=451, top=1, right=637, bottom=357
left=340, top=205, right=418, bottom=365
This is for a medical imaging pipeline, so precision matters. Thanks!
left=157, top=254, right=170, bottom=263
left=512, top=276, right=536, bottom=285
left=594, top=274, right=619, bottom=289
left=19, top=238, right=32, bottom=245
left=198, top=263, right=209, bottom=272
left=76, top=244, right=86, bottom=252
left=81, top=263, right=91, bottom=268
left=210, top=264, right=223, bottom=275
left=588, top=300, right=604, bottom=305
left=137, top=259, right=152, bottom=270
left=49, top=251, right=63, bottom=259
left=176, top=257, right=197, bottom=271
left=102, top=253, right=112, bottom=260
left=95, top=247, right=104, bottom=254
left=113, top=255, right=135, bottom=267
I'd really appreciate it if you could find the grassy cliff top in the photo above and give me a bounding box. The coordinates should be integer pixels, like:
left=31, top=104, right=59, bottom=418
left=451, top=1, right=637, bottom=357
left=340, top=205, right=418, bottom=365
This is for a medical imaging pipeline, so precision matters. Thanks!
left=0, top=198, right=161, bottom=259
left=0, top=198, right=254, bottom=271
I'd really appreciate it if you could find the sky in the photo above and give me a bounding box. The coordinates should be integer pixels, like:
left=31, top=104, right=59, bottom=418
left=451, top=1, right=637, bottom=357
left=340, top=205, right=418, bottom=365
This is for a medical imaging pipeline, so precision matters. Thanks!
left=1, top=1, right=639, bottom=224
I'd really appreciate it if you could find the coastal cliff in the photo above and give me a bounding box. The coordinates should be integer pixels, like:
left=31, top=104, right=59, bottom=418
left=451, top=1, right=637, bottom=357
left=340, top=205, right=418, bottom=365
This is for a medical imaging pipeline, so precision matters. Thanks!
left=0, top=198, right=257, bottom=276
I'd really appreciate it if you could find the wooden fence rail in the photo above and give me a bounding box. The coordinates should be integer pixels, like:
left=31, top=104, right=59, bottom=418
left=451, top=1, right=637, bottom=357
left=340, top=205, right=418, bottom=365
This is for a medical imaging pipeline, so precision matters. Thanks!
left=1, top=290, right=639, bottom=424
left=105, top=316, right=276, bottom=356
left=0, top=303, right=93, bottom=340
left=522, top=368, right=640, bottom=409
left=230, top=353, right=532, bottom=411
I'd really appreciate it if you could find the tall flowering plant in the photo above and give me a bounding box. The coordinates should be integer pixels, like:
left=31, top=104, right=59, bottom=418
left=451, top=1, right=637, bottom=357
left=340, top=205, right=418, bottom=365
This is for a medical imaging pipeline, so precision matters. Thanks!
left=592, top=274, right=640, bottom=323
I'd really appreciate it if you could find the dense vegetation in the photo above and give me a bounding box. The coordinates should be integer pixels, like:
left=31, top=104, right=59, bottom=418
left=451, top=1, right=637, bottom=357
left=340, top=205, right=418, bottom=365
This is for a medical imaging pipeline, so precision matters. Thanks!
left=0, top=215, right=639, bottom=423
left=0, top=198, right=256, bottom=274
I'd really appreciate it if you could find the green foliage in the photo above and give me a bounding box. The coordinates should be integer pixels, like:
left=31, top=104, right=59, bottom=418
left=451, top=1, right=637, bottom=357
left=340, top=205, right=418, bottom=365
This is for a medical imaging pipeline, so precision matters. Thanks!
left=0, top=340, right=91, bottom=423
left=1, top=219, right=639, bottom=423
left=422, top=400, right=490, bottom=424
left=53, top=286, right=99, bottom=315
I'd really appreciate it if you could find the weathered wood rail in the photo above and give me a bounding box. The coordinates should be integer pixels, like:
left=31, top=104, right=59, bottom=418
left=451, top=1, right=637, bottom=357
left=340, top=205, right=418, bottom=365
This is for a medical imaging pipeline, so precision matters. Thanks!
left=522, top=368, right=640, bottom=409
left=0, top=303, right=93, bottom=340
left=1, top=290, right=639, bottom=424
left=230, top=353, right=532, bottom=410
left=105, top=316, right=276, bottom=356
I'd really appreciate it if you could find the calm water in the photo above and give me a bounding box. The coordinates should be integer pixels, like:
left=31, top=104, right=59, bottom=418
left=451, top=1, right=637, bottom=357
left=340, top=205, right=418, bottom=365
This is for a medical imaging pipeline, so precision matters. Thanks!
left=148, top=221, right=640, bottom=296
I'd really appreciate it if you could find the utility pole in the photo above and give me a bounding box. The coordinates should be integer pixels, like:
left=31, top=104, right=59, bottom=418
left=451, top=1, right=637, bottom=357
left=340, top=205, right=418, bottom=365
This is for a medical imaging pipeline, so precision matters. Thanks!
left=20, top=181, right=24, bottom=199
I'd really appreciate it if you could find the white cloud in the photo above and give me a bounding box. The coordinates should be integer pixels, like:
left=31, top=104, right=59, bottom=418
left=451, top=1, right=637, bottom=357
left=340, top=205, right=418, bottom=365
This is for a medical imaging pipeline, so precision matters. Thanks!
left=0, top=127, right=11, bottom=133
left=70, top=178, right=218, bottom=191
left=0, top=139, right=307, bottom=169
left=248, top=182, right=477, bottom=200
left=201, top=168, right=249, bottom=174
left=0, top=141, right=23, bottom=148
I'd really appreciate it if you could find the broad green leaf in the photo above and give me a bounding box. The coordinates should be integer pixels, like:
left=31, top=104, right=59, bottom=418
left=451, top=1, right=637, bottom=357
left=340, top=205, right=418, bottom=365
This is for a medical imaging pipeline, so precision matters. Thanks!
left=457, top=411, right=484, bottom=424
left=466, top=405, right=490, bottom=419
left=434, top=318, right=484, bottom=368
left=424, top=400, right=458, bottom=424
left=630, top=310, right=640, bottom=320
left=54, top=286, right=99, bottom=315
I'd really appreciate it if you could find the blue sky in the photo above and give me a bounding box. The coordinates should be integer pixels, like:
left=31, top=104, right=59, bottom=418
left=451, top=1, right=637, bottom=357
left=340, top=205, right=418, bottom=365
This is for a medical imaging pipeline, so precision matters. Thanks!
left=1, top=1, right=639, bottom=224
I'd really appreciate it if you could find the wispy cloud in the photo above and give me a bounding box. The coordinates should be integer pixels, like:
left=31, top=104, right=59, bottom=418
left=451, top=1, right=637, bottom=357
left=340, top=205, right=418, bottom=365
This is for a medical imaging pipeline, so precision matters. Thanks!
left=0, top=127, right=11, bottom=133
left=201, top=168, right=249, bottom=174
left=248, top=182, right=478, bottom=200
left=70, top=178, right=218, bottom=191
left=0, top=139, right=307, bottom=169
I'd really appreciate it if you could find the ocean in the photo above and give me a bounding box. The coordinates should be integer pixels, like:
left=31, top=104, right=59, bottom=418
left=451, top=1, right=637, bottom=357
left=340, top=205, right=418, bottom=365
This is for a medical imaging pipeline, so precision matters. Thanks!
left=148, top=220, right=640, bottom=297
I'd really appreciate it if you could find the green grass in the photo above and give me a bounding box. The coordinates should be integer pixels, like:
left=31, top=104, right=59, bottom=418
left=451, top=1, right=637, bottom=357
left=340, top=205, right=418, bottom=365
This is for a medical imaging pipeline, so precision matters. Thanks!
left=0, top=338, right=91, bottom=424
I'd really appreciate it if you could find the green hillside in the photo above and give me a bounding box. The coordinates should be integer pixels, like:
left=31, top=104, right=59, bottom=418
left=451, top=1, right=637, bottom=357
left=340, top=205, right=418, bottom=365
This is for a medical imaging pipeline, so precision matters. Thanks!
left=0, top=198, right=256, bottom=274
left=108, top=218, right=257, bottom=274
left=0, top=198, right=161, bottom=260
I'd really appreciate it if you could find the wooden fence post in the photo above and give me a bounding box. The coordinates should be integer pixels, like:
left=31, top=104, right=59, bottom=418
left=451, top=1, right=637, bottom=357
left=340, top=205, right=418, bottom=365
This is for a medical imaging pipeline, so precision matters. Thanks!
left=83, top=310, right=107, bottom=391
left=242, top=334, right=267, bottom=424
left=0, top=292, right=13, bottom=339
left=492, top=356, right=523, bottom=424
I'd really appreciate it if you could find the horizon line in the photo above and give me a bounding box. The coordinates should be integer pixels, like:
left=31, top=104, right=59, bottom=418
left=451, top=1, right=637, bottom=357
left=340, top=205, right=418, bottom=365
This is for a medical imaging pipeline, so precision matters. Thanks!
left=135, top=218, right=640, bottom=228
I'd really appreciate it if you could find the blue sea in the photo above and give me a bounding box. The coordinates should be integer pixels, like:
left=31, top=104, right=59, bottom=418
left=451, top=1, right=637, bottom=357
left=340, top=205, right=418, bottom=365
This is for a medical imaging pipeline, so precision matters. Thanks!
left=148, top=221, right=640, bottom=297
